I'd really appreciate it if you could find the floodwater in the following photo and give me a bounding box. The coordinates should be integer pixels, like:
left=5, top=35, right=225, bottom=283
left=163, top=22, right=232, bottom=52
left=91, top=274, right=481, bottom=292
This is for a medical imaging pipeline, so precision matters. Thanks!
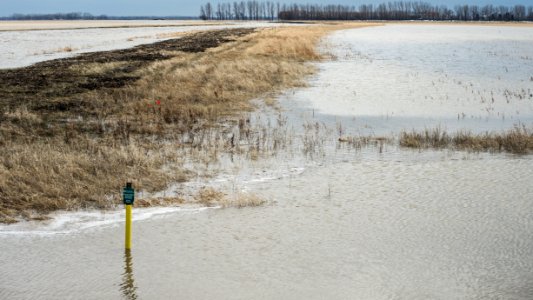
left=299, top=24, right=533, bottom=135
left=1, top=24, right=533, bottom=299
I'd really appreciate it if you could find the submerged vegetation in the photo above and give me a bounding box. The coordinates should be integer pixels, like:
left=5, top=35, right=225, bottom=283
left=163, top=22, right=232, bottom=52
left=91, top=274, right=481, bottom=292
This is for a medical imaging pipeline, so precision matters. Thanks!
left=0, top=23, right=375, bottom=223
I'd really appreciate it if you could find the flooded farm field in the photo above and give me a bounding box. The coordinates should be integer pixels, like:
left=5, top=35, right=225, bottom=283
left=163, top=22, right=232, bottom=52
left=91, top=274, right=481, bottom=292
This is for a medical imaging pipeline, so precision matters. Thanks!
left=303, top=24, right=533, bottom=135
left=0, top=21, right=282, bottom=69
left=1, top=24, right=533, bottom=299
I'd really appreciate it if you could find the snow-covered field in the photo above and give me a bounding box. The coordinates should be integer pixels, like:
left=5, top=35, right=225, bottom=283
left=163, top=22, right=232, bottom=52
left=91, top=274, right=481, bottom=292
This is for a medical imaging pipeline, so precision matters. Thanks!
left=0, top=21, right=283, bottom=69
left=0, top=20, right=221, bottom=31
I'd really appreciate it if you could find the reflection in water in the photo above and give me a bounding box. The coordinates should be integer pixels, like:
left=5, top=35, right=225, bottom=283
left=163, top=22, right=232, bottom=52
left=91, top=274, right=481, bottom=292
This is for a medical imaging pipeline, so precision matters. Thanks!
left=120, top=249, right=138, bottom=300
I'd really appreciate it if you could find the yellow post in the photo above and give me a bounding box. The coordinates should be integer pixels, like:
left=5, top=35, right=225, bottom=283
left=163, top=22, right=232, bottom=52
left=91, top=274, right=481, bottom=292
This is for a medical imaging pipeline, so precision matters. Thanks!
left=125, top=204, right=132, bottom=250
left=123, top=182, right=134, bottom=250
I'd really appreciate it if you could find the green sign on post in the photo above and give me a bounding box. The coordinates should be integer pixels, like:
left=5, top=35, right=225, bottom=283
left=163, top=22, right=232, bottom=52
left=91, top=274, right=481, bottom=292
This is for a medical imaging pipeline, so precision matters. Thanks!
left=123, top=182, right=135, bottom=205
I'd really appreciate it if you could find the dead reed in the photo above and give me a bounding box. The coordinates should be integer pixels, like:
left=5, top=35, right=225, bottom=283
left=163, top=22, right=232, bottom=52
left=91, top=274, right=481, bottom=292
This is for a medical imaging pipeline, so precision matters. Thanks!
left=194, top=187, right=265, bottom=208
left=221, top=192, right=266, bottom=208
left=400, top=124, right=533, bottom=154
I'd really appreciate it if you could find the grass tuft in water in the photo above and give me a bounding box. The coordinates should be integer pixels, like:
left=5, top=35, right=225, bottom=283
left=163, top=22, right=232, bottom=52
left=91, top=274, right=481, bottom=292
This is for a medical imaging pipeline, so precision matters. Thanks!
left=400, top=124, right=533, bottom=154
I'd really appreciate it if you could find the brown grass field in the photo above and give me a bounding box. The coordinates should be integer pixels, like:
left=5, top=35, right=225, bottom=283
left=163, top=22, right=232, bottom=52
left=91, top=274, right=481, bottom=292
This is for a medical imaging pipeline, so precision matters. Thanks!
left=0, top=22, right=377, bottom=223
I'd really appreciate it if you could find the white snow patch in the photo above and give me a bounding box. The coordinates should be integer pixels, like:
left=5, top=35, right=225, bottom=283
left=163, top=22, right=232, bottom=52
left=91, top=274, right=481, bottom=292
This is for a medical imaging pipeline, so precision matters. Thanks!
left=0, top=206, right=215, bottom=236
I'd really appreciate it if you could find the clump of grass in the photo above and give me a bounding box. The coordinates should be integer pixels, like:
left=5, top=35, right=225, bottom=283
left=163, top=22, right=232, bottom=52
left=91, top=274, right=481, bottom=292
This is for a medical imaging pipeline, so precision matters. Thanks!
left=221, top=192, right=266, bottom=208
left=495, top=125, right=533, bottom=153
left=194, top=188, right=265, bottom=208
left=400, top=124, right=533, bottom=154
left=399, top=127, right=450, bottom=149
left=195, top=187, right=226, bottom=207
left=263, top=96, right=279, bottom=108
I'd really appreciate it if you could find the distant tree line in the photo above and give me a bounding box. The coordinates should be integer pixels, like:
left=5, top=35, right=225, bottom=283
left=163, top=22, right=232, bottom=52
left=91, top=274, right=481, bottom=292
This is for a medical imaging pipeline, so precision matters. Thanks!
left=2, top=13, right=110, bottom=20
left=0, top=12, right=196, bottom=21
left=200, top=1, right=533, bottom=21
left=200, top=1, right=279, bottom=20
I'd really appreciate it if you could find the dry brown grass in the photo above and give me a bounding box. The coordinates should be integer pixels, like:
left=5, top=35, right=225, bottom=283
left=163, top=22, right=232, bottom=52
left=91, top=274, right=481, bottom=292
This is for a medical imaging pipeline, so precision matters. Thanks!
left=194, top=187, right=265, bottom=208
left=195, top=187, right=226, bottom=207
left=120, top=23, right=378, bottom=128
left=222, top=192, right=265, bottom=208
left=400, top=125, right=533, bottom=154
left=1, top=23, right=378, bottom=223
left=0, top=137, right=187, bottom=219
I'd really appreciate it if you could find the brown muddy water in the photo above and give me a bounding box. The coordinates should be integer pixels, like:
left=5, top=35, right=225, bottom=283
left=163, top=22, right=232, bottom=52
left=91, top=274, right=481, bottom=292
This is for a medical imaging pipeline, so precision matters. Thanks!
left=1, top=24, right=533, bottom=299
left=1, top=150, right=532, bottom=299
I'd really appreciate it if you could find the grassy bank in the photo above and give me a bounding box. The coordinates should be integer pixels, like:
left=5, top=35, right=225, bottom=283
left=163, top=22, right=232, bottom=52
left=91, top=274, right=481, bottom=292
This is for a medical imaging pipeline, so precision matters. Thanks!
left=0, top=22, right=376, bottom=223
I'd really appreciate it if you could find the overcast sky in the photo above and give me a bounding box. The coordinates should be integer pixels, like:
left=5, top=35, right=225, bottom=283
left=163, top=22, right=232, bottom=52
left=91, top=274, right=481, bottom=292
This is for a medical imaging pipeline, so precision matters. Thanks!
left=1, top=0, right=531, bottom=17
